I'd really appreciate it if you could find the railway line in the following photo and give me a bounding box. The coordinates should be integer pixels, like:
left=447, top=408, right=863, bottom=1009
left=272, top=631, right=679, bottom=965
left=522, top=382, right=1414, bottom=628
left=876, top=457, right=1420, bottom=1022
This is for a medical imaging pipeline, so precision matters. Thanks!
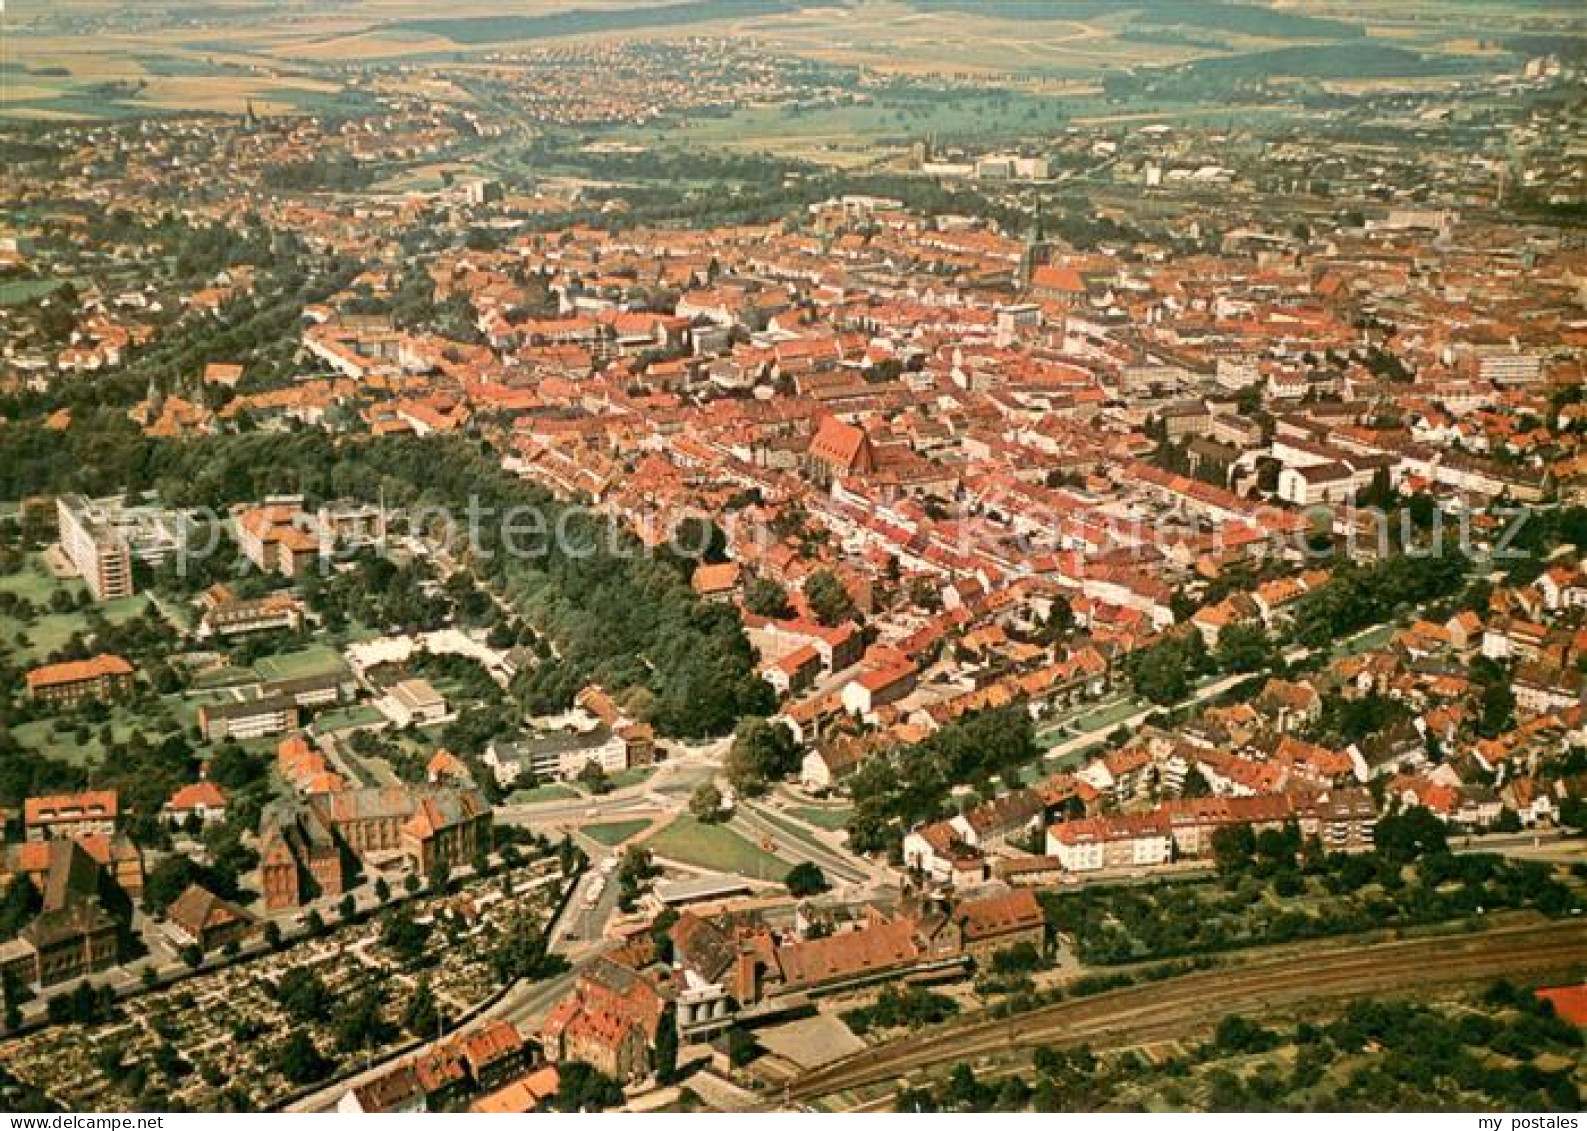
left=778, top=919, right=1586, bottom=1108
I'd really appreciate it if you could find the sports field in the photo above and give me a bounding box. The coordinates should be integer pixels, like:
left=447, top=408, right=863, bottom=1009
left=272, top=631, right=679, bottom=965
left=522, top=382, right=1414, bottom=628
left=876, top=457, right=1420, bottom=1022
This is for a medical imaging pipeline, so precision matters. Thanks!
left=252, top=645, right=349, bottom=684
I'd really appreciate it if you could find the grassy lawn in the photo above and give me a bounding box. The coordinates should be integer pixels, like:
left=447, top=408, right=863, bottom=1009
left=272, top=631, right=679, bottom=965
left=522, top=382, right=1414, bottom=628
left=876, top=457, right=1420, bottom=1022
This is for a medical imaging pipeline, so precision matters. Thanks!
left=0, top=554, right=83, bottom=604
left=789, top=805, right=851, bottom=831
left=164, top=688, right=245, bottom=733
left=508, top=782, right=580, bottom=804
left=644, top=816, right=791, bottom=879
left=606, top=766, right=656, bottom=791
left=743, top=805, right=841, bottom=861
left=191, top=665, right=259, bottom=690
left=1037, top=696, right=1140, bottom=750
left=1334, top=622, right=1396, bottom=657
left=252, top=644, right=349, bottom=683
left=1, top=593, right=154, bottom=664
left=582, top=819, right=651, bottom=847
left=0, top=278, right=70, bottom=305
left=312, top=704, right=385, bottom=732
left=11, top=704, right=181, bottom=767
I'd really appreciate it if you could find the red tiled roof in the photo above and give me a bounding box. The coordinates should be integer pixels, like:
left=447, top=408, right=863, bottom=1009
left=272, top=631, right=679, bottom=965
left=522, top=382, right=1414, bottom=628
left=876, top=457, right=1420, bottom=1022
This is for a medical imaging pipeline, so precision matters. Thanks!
left=1536, top=985, right=1587, bottom=1026
left=25, top=654, right=133, bottom=691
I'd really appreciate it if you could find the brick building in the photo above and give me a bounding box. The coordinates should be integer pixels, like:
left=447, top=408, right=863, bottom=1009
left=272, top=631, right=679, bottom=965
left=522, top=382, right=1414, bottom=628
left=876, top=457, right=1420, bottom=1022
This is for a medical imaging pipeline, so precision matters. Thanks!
left=24, top=790, right=119, bottom=842
left=24, top=655, right=135, bottom=707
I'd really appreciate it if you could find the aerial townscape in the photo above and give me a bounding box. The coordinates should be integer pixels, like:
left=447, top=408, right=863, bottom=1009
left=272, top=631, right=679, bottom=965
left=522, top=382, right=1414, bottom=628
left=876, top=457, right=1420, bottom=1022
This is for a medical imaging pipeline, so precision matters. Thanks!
left=0, top=0, right=1584, bottom=1118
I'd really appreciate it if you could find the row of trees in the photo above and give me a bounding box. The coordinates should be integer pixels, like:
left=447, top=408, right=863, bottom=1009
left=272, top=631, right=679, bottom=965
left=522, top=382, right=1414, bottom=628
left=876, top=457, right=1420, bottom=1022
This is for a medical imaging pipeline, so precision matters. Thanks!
left=846, top=706, right=1036, bottom=855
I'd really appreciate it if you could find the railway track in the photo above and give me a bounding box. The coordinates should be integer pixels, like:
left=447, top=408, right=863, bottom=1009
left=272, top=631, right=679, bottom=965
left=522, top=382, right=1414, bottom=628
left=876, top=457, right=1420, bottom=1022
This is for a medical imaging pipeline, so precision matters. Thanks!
left=778, top=920, right=1586, bottom=1107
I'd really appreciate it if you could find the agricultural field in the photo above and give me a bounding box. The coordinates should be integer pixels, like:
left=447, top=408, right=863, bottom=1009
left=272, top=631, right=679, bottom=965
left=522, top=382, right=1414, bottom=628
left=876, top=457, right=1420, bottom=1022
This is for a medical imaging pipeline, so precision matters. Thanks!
left=0, top=278, right=73, bottom=305
left=612, top=89, right=1078, bottom=165
left=5, top=0, right=1575, bottom=122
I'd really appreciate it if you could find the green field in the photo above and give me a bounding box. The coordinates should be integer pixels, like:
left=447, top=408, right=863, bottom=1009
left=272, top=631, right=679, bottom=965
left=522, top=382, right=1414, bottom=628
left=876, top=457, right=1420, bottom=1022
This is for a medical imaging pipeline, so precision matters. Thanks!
left=605, top=766, right=656, bottom=791
left=0, top=278, right=70, bottom=305
left=10, top=692, right=187, bottom=767
left=789, top=805, right=852, bottom=831
left=0, top=554, right=80, bottom=604
left=191, top=665, right=260, bottom=691
left=508, top=782, right=580, bottom=804
left=1036, top=695, right=1141, bottom=750
left=252, top=644, right=349, bottom=683
left=615, top=90, right=1079, bottom=162
left=11, top=713, right=160, bottom=766
left=1, top=594, right=154, bottom=664
left=582, top=819, right=652, bottom=847
left=644, top=815, right=791, bottom=879
left=312, top=703, right=385, bottom=732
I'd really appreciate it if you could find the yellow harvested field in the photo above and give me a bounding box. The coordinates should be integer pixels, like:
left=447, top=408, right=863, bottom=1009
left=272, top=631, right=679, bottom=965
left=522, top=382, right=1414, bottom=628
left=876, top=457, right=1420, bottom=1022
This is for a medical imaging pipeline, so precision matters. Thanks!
left=134, top=76, right=344, bottom=114
left=282, top=31, right=460, bottom=61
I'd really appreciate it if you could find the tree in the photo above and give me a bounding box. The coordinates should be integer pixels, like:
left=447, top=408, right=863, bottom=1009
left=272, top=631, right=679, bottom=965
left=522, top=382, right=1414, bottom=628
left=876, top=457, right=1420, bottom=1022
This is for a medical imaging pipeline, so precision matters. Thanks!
left=615, top=846, right=658, bottom=914
left=337, top=893, right=357, bottom=922
left=990, top=941, right=1044, bottom=976
left=654, top=1006, right=679, bottom=1084
left=785, top=861, right=828, bottom=898
left=489, top=910, right=567, bottom=983
left=552, top=1061, right=624, bottom=1112
left=743, top=577, right=792, bottom=619
left=1373, top=806, right=1447, bottom=864
left=1478, top=681, right=1516, bottom=739
left=141, top=856, right=209, bottom=917
left=381, top=907, right=429, bottom=965
left=275, top=967, right=330, bottom=1022
left=1040, top=596, right=1073, bottom=641
left=670, top=516, right=727, bottom=565
left=0, top=871, right=41, bottom=941
left=403, top=976, right=442, bottom=1038
left=909, top=576, right=943, bottom=613
left=207, top=743, right=266, bottom=791
left=1126, top=633, right=1208, bottom=705
left=1211, top=824, right=1256, bottom=874
left=1180, top=764, right=1212, bottom=799
left=1216, top=623, right=1276, bottom=674
left=275, top=1029, right=331, bottom=1086
left=577, top=759, right=613, bottom=795
left=724, top=716, right=798, bottom=795
left=804, top=569, right=856, bottom=627
left=689, top=782, right=724, bottom=822
left=333, top=986, right=395, bottom=1053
